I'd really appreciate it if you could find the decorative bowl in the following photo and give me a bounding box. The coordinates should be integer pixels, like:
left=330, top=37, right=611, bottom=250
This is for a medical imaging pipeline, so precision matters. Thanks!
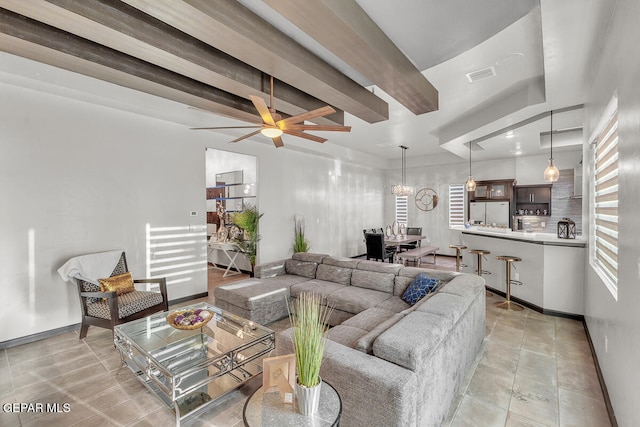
left=166, top=308, right=213, bottom=330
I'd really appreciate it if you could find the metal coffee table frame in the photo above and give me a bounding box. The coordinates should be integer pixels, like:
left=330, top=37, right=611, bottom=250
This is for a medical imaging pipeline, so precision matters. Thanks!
left=114, top=303, right=275, bottom=426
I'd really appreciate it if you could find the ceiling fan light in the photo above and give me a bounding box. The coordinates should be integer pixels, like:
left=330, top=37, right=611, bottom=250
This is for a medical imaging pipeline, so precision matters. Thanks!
left=544, top=159, right=560, bottom=182
left=260, top=127, right=283, bottom=138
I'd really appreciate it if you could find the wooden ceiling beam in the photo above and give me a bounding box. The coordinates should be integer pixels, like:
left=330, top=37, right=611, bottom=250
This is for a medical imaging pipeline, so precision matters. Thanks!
left=122, top=0, right=389, bottom=124
left=1, top=0, right=343, bottom=126
left=264, top=0, right=438, bottom=115
left=0, top=9, right=261, bottom=123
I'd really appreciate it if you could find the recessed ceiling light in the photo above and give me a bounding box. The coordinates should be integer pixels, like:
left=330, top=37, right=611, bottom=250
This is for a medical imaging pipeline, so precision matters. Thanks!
left=496, top=52, right=524, bottom=66
left=505, top=131, right=515, bottom=139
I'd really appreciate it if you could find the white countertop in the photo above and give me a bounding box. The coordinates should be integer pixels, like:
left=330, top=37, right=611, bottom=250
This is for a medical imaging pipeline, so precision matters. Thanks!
left=451, top=226, right=586, bottom=246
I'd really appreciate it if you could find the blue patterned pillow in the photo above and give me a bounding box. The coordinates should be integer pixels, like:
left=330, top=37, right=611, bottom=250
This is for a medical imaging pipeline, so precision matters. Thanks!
left=401, top=274, right=440, bottom=305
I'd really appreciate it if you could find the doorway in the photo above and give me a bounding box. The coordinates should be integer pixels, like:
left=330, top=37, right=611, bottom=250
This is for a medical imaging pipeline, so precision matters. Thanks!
left=205, top=148, right=258, bottom=291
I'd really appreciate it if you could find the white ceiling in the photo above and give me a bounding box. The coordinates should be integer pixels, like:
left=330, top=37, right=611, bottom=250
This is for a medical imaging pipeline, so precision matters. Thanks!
left=0, top=0, right=611, bottom=166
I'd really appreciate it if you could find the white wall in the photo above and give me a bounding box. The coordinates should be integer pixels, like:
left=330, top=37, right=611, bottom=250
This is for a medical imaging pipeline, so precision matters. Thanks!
left=0, top=80, right=384, bottom=343
left=582, top=0, right=640, bottom=424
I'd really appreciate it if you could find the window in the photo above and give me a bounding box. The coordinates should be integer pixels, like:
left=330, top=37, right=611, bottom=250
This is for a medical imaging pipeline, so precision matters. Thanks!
left=592, top=107, right=619, bottom=297
left=449, top=184, right=465, bottom=227
left=395, top=196, right=408, bottom=225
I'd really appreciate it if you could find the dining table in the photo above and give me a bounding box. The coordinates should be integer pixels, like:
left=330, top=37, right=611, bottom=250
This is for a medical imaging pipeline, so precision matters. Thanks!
left=384, top=235, right=427, bottom=251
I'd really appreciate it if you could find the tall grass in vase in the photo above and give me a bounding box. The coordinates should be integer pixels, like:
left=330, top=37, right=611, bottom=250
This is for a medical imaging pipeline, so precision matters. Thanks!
left=287, top=293, right=333, bottom=414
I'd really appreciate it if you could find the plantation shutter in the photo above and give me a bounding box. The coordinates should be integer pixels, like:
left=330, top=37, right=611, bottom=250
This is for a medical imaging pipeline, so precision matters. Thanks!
left=594, top=111, right=619, bottom=288
left=449, top=184, right=465, bottom=227
left=396, top=196, right=408, bottom=225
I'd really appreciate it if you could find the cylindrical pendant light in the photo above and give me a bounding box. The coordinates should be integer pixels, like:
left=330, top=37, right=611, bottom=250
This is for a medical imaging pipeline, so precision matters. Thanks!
left=544, top=110, right=560, bottom=182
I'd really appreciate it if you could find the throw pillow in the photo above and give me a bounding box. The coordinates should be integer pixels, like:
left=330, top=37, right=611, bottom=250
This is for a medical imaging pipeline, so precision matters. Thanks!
left=401, top=274, right=440, bottom=305
left=99, top=272, right=135, bottom=296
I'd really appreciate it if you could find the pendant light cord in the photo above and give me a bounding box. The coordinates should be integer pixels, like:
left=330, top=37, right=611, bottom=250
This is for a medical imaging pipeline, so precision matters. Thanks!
left=550, top=110, right=553, bottom=159
left=469, top=143, right=472, bottom=175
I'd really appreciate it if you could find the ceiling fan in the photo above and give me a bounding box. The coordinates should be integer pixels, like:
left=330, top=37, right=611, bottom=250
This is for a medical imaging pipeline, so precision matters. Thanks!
left=191, top=76, right=351, bottom=147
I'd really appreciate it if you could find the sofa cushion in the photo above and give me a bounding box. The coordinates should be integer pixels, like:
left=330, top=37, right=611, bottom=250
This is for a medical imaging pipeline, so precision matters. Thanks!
left=326, top=286, right=391, bottom=315
left=351, top=270, right=396, bottom=293
left=401, top=274, right=440, bottom=305
left=375, top=296, right=411, bottom=313
left=322, top=256, right=361, bottom=269
left=87, top=290, right=163, bottom=320
left=327, top=325, right=368, bottom=348
left=356, top=260, right=403, bottom=274
left=291, top=252, right=329, bottom=263
left=316, top=264, right=353, bottom=286
left=214, top=276, right=306, bottom=310
left=355, top=313, right=405, bottom=354
left=285, top=259, right=318, bottom=278
left=342, top=307, right=398, bottom=331
left=415, top=292, right=468, bottom=328
left=373, top=311, right=449, bottom=371
left=290, top=279, right=345, bottom=299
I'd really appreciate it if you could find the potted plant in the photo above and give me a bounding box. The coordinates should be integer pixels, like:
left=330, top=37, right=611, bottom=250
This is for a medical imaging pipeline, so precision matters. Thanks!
left=232, top=204, right=263, bottom=275
left=292, top=216, right=310, bottom=253
left=287, top=292, right=333, bottom=415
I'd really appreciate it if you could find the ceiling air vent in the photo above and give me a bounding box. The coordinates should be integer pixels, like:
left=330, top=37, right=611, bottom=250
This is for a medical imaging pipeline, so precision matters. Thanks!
left=466, top=66, right=496, bottom=83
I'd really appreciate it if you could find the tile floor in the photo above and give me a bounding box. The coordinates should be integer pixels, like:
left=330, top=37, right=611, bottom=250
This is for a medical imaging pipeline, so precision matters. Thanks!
left=0, top=262, right=611, bottom=426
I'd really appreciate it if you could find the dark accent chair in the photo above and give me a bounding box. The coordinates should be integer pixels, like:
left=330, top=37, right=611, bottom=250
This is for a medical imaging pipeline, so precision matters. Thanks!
left=73, top=252, right=168, bottom=341
left=400, top=227, right=423, bottom=251
left=365, top=233, right=395, bottom=263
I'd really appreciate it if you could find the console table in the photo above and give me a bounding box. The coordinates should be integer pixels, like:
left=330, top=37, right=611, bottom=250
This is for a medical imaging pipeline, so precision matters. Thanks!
left=208, top=241, right=244, bottom=277
left=243, top=380, right=342, bottom=426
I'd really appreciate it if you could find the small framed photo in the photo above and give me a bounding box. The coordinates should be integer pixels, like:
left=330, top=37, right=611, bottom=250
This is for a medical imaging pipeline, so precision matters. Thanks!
left=263, top=354, right=296, bottom=403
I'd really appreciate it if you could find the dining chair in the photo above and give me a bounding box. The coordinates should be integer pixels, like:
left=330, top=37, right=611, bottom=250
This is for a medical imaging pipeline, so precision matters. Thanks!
left=365, top=233, right=395, bottom=263
left=400, top=227, right=422, bottom=251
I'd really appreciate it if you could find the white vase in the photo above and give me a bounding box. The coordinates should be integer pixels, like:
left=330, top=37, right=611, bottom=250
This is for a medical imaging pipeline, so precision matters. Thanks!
left=295, top=378, right=322, bottom=415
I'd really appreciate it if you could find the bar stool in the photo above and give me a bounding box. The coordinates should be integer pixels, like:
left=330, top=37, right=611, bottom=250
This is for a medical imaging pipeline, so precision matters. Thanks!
left=495, top=255, right=524, bottom=311
left=468, top=249, right=493, bottom=297
left=449, top=244, right=467, bottom=272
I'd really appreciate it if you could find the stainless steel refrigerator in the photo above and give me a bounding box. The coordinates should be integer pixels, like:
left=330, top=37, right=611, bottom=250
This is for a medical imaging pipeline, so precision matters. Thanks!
left=469, top=201, right=510, bottom=226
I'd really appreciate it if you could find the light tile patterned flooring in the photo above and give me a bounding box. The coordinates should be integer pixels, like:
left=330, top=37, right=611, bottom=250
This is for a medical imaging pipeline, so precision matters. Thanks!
left=0, top=261, right=611, bottom=426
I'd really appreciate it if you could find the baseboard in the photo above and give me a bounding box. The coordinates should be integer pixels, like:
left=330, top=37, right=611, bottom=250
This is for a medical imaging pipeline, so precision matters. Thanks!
left=0, top=292, right=211, bottom=350
left=486, top=285, right=617, bottom=425
left=169, top=292, right=209, bottom=306
left=583, top=321, right=618, bottom=427
left=485, top=286, right=584, bottom=321
left=0, top=323, right=81, bottom=350
left=208, top=263, right=252, bottom=276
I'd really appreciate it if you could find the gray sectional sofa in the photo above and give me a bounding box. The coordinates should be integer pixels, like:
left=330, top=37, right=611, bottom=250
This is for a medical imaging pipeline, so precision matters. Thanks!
left=214, top=252, right=486, bottom=427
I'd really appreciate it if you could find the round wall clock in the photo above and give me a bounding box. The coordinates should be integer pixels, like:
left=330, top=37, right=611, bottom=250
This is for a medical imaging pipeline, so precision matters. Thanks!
left=415, top=188, right=439, bottom=211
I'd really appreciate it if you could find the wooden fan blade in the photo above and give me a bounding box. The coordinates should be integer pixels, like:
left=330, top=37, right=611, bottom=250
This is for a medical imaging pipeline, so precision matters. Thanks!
left=284, top=125, right=351, bottom=132
left=249, top=95, right=276, bottom=126
left=272, top=136, right=284, bottom=148
left=191, top=126, right=263, bottom=130
left=277, top=106, right=336, bottom=127
left=283, top=130, right=327, bottom=143
left=230, top=129, right=262, bottom=143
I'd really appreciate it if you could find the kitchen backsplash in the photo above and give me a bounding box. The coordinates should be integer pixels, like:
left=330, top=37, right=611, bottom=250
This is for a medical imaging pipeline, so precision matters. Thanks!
left=515, top=169, right=582, bottom=234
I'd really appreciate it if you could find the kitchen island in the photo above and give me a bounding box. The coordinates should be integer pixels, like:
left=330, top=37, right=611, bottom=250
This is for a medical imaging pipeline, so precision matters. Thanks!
left=455, top=226, right=586, bottom=316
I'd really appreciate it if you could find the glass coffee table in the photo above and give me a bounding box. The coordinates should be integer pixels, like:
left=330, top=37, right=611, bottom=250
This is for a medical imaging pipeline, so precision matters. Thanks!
left=114, top=303, right=275, bottom=426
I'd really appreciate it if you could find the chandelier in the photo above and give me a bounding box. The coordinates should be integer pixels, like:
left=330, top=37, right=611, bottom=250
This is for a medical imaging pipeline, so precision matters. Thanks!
left=392, top=145, right=414, bottom=196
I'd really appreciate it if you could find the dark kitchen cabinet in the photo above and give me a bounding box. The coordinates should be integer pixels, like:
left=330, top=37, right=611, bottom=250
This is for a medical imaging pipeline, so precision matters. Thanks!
left=514, top=185, right=552, bottom=215
left=470, top=180, right=513, bottom=201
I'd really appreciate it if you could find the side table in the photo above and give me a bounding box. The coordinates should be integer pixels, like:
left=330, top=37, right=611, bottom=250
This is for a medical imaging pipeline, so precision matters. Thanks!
left=243, top=380, right=341, bottom=426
